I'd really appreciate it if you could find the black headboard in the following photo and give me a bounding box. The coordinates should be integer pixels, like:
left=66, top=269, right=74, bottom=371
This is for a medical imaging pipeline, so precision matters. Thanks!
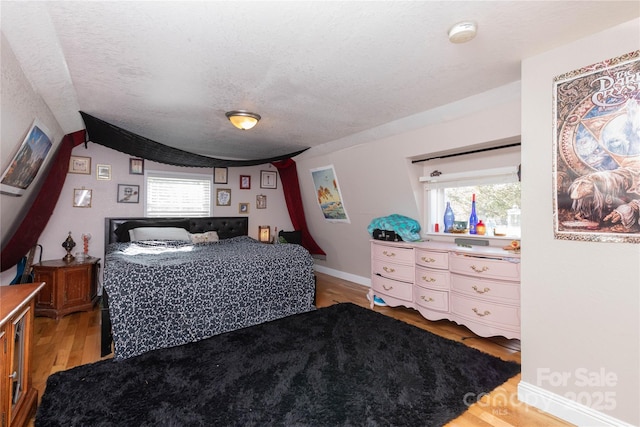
left=105, top=216, right=249, bottom=246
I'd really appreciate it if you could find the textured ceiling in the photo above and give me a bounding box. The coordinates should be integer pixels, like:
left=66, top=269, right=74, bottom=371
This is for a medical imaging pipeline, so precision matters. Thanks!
left=2, top=1, right=639, bottom=160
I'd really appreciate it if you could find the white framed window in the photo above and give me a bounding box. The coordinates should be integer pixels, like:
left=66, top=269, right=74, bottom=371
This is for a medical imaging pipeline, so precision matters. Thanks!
left=145, top=170, right=212, bottom=217
left=422, top=167, right=521, bottom=238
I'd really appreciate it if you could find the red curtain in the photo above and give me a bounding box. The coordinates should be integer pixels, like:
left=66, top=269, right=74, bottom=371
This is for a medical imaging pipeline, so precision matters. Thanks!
left=271, top=159, right=325, bottom=257
left=1, top=130, right=86, bottom=271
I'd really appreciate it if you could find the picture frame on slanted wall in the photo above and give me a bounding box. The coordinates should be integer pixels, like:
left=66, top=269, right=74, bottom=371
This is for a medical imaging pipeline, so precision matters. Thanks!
left=1, top=119, right=54, bottom=196
left=310, top=164, right=350, bottom=223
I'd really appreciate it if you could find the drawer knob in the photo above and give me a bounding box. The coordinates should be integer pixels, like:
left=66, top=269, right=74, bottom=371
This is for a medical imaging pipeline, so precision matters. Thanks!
left=382, top=251, right=396, bottom=257
left=472, top=308, right=491, bottom=317
left=421, top=257, right=436, bottom=263
left=470, top=265, right=489, bottom=273
left=421, top=296, right=434, bottom=302
left=383, top=284, right=393, bottom=291
left=383, top=266, right=395, bottom=273
left=472, top=285, right=491, bottom=294
left=421, top=276, right=436, bottom=283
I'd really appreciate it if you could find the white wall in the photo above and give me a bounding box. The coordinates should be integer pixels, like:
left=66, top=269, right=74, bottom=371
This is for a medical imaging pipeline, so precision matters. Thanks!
left=519, top=20, right=639, bottom=426
left=0, top=33, right=65, bottom=246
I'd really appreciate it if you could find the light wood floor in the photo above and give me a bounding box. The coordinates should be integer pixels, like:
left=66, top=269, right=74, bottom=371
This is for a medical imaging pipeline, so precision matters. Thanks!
left=29, top=272, right=572, bottom=426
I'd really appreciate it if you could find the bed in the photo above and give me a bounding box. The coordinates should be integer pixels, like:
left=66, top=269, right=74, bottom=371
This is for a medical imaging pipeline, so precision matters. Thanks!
left=101, top=216, right=316, bottom=360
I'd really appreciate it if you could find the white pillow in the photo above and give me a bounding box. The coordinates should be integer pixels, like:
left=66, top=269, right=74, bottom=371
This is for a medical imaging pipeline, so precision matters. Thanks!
left=189, top=231, right=219, bottom=244
left=130, top=227, right=191, bottom=242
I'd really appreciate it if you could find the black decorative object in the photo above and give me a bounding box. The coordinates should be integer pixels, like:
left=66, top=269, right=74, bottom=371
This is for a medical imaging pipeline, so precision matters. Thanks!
left=61, top=231, right=75, bottom=262
left=37, top=303, right=520, bottom=426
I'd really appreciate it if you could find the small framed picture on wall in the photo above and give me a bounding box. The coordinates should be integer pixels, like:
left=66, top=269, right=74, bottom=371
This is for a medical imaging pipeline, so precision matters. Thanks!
left=130, top=158, right=144, bottom=175
left=69, top=156, right=91, bottom=175
left=214, top=167, right=228, bottom=184
left=239, top=202, right=249, bottom=214
left=260, top=170, right=277, bottom=189
left=96, top=164, right=111, bottom=180
left=256, top=194, right=267, bottom=209
left=73, top=188, right=92, bottom=208
left=240, top=175, right=251, bottom=189
left=216, top=188, right=231, bottom=206
left=117, top=184, right=140, bottom=203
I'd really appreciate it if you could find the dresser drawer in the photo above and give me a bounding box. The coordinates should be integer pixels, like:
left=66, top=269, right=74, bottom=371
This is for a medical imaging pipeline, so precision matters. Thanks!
left=372, top=258, right=414, bottom=283
left=449, top=252, right=520, bottom=281
left=415, top=266, right=449, bottom=290
left=450, top=274, right=519, bottom=302
left=415, top=249, right=448, bottom=269
left=414, top=287, right=448, bottom=312
left=450, top=294, right=520, bottom=328
left=372, top=275, right=413, bottom=302
left=372, top=244, right=414, bottom=265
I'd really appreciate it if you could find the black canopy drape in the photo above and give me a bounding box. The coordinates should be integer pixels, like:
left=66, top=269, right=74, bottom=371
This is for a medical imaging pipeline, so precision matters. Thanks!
left=80, top=112, right=308, bottom=167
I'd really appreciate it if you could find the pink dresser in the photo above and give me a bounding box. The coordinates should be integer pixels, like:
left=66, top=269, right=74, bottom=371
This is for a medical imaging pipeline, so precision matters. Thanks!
left=370, top=240, right=520, bottom=340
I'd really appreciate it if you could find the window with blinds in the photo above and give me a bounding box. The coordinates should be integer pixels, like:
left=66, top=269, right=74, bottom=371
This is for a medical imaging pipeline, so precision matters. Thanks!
left=145, top=170, right=212, bottom=217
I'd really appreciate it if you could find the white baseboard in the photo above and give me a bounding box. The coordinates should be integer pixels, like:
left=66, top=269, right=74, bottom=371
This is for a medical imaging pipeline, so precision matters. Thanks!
left=313, top=264, right=371, bottom=287
left=518, top=381, right=635, bottom=427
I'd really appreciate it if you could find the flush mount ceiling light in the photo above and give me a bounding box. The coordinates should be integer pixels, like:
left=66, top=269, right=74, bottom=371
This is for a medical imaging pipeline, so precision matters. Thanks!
left=448, top=21, right=477, bottom=44
left=225, top=110, right=261, bottom=130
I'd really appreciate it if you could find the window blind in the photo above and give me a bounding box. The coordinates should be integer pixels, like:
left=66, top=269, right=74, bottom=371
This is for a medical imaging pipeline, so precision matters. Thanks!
left=145, top=171, right=212, bottom=217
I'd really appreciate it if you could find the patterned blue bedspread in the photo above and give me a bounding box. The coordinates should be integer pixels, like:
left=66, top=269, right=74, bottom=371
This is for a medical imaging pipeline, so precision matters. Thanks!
left=104, top=236, right=315, bottom=359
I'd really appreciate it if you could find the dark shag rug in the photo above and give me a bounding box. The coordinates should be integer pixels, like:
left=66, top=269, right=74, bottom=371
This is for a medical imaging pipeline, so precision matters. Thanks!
left=36, top=303, right=520, bottom=426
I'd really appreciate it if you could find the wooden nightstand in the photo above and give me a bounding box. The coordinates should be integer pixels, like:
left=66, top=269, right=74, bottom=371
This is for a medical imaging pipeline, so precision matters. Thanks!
left=32, top=257, right=101, bottom=319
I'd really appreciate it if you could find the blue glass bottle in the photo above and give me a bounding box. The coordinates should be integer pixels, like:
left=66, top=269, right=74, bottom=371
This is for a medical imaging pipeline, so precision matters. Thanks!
left=469, top=194, right=478, bottom=234
left=443, top=202, right=455, bottom=233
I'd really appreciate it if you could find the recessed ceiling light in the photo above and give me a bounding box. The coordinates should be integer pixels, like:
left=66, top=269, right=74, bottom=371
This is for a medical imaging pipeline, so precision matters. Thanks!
left=448, top=21, right=477, bottom=44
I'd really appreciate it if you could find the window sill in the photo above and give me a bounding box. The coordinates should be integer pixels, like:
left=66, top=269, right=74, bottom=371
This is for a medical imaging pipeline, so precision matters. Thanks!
left=423, top=232, right=520, bottom=243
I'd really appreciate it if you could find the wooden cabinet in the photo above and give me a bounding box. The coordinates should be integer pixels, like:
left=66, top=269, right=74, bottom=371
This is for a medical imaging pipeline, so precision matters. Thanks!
left=1, top=282, right=45, bottom=427
left=370, top=240, right=521, bottom=339
left=32, top=258, right=100, bottom=320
